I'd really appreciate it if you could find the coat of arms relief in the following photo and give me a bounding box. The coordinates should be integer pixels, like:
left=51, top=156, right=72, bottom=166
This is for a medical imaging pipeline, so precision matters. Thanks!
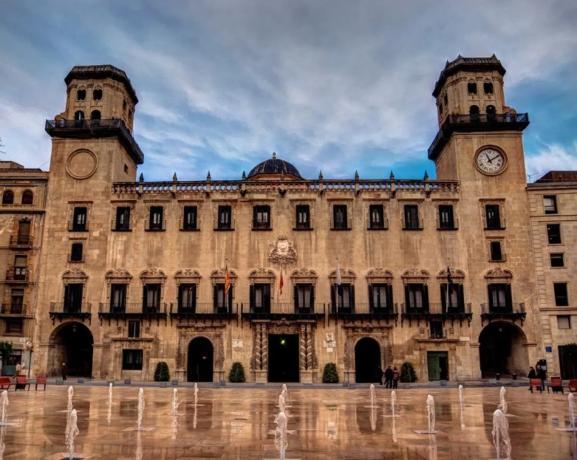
left=268, top=237, right=297, bottom=266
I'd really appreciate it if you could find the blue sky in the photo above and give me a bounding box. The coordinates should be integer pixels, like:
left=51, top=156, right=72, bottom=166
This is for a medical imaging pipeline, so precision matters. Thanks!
left=1, top=0, right=577, bottom=181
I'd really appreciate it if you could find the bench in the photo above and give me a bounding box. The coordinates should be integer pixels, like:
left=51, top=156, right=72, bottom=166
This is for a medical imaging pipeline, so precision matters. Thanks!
left=550, top=376, right=564, bottom=394
left=35, top=376, right=47, bottom=391
left=529, top=378, right=543, bottom=393
left=569, top=379, right=577, bottom=393
left=0, top=377, right=12, bottom=390
left=14, top=376, right=30, bottom=391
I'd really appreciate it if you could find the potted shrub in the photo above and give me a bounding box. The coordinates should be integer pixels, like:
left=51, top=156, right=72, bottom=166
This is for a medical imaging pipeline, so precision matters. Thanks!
left=154, top=361, right=170, bottom=382
left=229, top=362, right=246, bottom=383
left=400, top=362, right=417, bottom=383
left=322, top=363, right=339, bottom=383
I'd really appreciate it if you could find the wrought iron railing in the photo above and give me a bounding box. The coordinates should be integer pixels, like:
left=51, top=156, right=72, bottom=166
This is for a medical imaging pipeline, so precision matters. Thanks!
left=49, top=302, right=91, bottom=319
left=480, top=302, right=526, bottom=321
left=9, top=235, right=33, bottom=248
left=0, top=303, right=32, bottom=318
left=5, top=267, right=30, bottom=282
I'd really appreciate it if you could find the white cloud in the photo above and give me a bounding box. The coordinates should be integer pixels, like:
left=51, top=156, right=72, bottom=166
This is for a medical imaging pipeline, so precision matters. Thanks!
left=526, top=143, right=577, bottom=180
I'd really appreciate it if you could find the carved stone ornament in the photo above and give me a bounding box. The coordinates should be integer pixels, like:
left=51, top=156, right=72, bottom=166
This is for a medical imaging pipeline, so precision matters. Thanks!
left=174, top=269, right=201, bottom=281
left=105, top=268, right=133, bottom=280
left=401, top=268, right=430, bottom=280
left=269, top=237, right=297, bottom=266
left=139, top=267, right=167, bottom=280
left=484, top=267, right=513, bottom=280
left=62, top=268, right=88, bottom=280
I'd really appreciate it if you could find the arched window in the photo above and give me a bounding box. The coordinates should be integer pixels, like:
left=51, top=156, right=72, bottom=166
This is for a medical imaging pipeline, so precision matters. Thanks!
left=93, top=89, right=103, bottom=100
left=2, top=190, right=14, bottom=205
left=486, top=105, right=496, bottom=117
left=90, top=110, right=101, bottom=120
left=74, top=110, right=84, bottom=121
left=76, top=89, right=86, bottom=100
left=469, top=105, right=480, bottom=119
left=484, top=82, right=494, bottom=94
left=21, top=190, right=33, bottom=205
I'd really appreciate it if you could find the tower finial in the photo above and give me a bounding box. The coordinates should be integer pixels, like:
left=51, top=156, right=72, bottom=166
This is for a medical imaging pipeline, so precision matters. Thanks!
left=242, top=170, right=246, bottom=180
left=272, top=152, right=277, bottom=160
left=139, top=172, right=144, bottom=183
left=354, top=170, right=359, bottom=181
left=206, top=171, right=211, bottom=181
left=318, top=170, right=323, bottom=180
left=389, top=170, right=395, bottom=180
left=423, top=170, right=429, bottom=181
left=172, top=172, right=177, bottom=181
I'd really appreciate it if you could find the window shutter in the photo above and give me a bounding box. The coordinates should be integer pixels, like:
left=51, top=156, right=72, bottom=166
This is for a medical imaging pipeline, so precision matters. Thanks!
left=264, top=284, right=271, bottom=310
left=505, top=284, right=512, bottom=309
left=423, top=285, right=429, bottom=310
left=330, top=285, right=336, bottom=311
left=191, top=284, right=197, bottom=309
left=228, top=286, right=234, bottom=311
left=368, top=285, right=374, bottom=309
left=351, top=285, right=355, bottom=310
left=293, top=285, right=299, bottom=310
left=487, top=286, right=494, bottom=309
left=249, top=285, right=255, bottom=310
left=440, top=284, right=447, bottom=309
left=457, top=284, right=465, bottom=309
left=142, top=285, right=147, bottom=310
left=310, top=285, right=315, bottom=311
left=213, top=284, right=218, bottom=310
left=404, top=285, right=410, bottom=309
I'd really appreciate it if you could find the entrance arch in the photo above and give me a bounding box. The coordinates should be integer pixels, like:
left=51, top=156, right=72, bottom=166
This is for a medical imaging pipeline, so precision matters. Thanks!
left=479, top=322, right=528, bottom=377
left=355, top=337, right=381, bottom=383
left=49, top=322, right=93, bottom=377
left=187, top=337, right=214, bottom=382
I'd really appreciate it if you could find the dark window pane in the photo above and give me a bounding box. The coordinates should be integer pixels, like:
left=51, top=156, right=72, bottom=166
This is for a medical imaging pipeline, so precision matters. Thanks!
left=122, top=350, right=143, bottom=370
left=333, top=205, right=348, bottom=229
left=332, top=283, right=354, bottom=310
left=178, top=284, right=196, bottom=311
left=467, top=82, right=477, bottom=94
left=93, top=89, right=103, bottom=100
left=90, top=110, right=101, bottom=120
left=550, top=253, right=564, bottom=268
left=295, top=284, right=314, bottom=310
left=2, top=190, right=14, bottom=205
left=128, top=321, right=140, bottom=338
left=369, top=204, right=385, bottom=229
left=406, top=283, right=429, bottom=310
left=554, top=283, right=569, bottom=306
left=485, top=205, right=501, bottom=229
left=149, top=206, right=163, bottom=230
left=115, top=207, right=131, bottom=231
left=438, top=205, right=454, bottom=229
left=404, top=205, right=420, bottom=229
left=547, top=224, right=561, bottom=244
left=183, top=206, right=197, bottom=230
left=70, top=242, right=83, bottom=262
left=142, top=284, right=161, bottom=311
left=483, top=82, right=494, bottom=94
left=64, top=284, right=83, bottom=312
left=17, top=220, right=31, bottom=244
left=488, top=284, right=512, bottom=310
left=295, top=205, right=310, bottom=229
left=490, top=241, right=503, bottom=261
left=253, top=206, right=271, bottom=229
left=76, top=89, right=86, bottom=100
left=72, top=207, right=87, bottom=231
left=110, top=284, right=127, bottom=311
left=217, top=205, right=232, bottom=229
left=21, top=190, right=33, bottom=205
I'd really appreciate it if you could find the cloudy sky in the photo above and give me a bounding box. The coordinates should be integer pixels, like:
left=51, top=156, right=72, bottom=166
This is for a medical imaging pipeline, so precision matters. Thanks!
left=1, top=0, right=577, bottom=181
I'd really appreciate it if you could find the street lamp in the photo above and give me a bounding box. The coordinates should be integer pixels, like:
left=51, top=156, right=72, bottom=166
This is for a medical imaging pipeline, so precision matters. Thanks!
left=24, top=340, right=33, bottom=378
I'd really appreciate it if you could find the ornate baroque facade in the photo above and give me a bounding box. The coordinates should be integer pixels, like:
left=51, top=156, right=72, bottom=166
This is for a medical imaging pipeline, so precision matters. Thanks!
left=0, top=57, right=574, bottom=383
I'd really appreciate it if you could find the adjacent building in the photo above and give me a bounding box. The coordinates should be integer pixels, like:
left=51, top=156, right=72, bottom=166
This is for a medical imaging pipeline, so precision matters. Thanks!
left=1, top=56, right=573, bottom=383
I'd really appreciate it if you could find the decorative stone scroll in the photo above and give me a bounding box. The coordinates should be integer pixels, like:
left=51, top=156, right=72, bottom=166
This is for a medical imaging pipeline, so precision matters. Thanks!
left=269, top=237, right=297, bottom=266
left=105, top=269, right=132, bottom=284
left=329, top=269, right=356, bottom=282
left=174, top=269, right=201, bottom=284
left=366, top=268, right=393, bottom=283
left=248, top=268, right=276, bottom=285
left=290, top=268, right=318, bottom=284
left=62, top=268, right=88, bottom=281
left=484, top=268, right=513, bottom=281
left=210, top=269, right=237, bottom=285
left=436, top=269, right=465, bottom=280
left=401, top=269, right=430, bottom=282
left=139, top=267, right=166, bottom=283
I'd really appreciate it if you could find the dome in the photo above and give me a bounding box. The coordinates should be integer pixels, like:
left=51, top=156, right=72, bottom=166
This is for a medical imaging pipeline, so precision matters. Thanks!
left=246, top=153, right=302, bottom=180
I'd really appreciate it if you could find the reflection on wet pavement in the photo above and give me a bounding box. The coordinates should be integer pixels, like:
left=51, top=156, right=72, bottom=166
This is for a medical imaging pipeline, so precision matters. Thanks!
left=0, top=385, right=573, bottom=459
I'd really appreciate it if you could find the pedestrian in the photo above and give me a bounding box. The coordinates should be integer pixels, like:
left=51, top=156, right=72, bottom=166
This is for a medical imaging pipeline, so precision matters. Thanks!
left=527, top=366, right=536, bottom=379
left=378, top=367, right=384, bottom=385
left=537, top=359, right=547, bottom=391
left=61, top=361, right=67, bottom=381
left=384, top=366, right=393, bottom=388
left=392, top=367, right=400, bottom=389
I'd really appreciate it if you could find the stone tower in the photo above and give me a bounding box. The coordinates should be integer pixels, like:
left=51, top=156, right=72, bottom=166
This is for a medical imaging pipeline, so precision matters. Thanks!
left=35, top=65, right=143, bottom=378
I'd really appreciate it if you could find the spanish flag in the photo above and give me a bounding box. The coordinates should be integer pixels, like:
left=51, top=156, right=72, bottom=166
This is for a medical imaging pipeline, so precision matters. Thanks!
left=224, top=265, right=231, bottom=295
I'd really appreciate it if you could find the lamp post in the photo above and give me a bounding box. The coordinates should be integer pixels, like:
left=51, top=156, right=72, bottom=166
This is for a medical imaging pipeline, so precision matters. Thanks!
left=24, top=340, right=33, bottom=378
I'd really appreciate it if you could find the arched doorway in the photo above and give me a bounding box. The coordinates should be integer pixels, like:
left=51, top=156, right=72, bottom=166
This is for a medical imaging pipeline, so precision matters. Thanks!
left=49, top=322, right=93, bottom=377
left=187, top=337, right=213, bottom=382
left=355, top=337, right=381, bottom=383
left=479, top=322, right=528, bottom=377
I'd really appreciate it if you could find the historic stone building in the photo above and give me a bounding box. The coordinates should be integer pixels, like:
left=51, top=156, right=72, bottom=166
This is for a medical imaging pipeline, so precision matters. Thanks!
left=3, top=56, right=572, bottom=383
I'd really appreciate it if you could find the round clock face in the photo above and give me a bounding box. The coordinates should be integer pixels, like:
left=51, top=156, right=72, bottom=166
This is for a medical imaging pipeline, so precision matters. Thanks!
left=475, top=147, right=507, bottom=175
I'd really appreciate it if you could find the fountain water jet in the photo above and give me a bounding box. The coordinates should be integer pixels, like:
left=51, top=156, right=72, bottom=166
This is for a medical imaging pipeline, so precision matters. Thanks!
left=0, top=392, right=8, bottom=426
left=281, top=384, right=288, bottom=401
left=369, top=384, right=376, bottom=409
left=67, top=386, right=74, bottom=417
left=137, top=388, right=145, bottom=431
left=107, top=382, right=113, bottom=425
left=458, top=385, right=465, bottom=430
left=415, top=394, right=437, bottom=434
left=499, top=386, right=507, bottom=414
left=492, top=409, right=511, bottom=459
left=194, top=382, right=199, bottom=405
left=274, top=410, right=288, bottom=460
left=172, top=388, right=179, bottom=416
left=278, top=393, right=286, bottom=413
left=570, top=393, right=576, bottom=432
left=65, top=408, right=80, bottom=460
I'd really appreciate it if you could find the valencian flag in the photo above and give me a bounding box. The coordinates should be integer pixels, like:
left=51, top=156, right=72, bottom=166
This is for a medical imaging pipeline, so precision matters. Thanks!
left=224, top=265, right=231, bottom=295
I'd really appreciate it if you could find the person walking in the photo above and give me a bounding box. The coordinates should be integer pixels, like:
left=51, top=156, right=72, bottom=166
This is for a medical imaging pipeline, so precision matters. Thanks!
left=537, top=359, right=547, bottom=391
left=378, top=367, right=384, bottom=385
left=392, top=367, right=400, bottom=389
left=384, top=366, right=393, bottom=388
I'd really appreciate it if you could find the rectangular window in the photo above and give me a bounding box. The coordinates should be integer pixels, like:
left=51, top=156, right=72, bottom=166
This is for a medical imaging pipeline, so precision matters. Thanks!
left=294, top=284, right=314, bottom=311
left=115, top=207, right=131, bottom=231
left=554, top=283, right=569, bottom=306
left=178, top=284, right=197, bottom=311
left=110, top=284, right=127, bottom=311
left=217, top=205, right=232, bottom=230
left=5, top=319, right=23, bottom=334
left=122, top=349, right=143, bottom=370
left=488, top=284, right=512, bottom=310
left=182, top=206, right=198, bottom=230
left=213, top=283, right=233, bottom=311
left=72, top=207, right=87, bottom=231
left=440, top=283, right=464, bottom=311
left=543, top=195, right=558, bottom=214
left=550, top=253, right=564, bottom=268
left=10, top=289, right=24, bottom=314
left=467, top=82, right=477, bottom=94
left=404, top=205, right=420, bottom=230
left=253, top=205, right=271, bottom=230
left=128, top=320, right=141, bottom=338
left=557, top=315, right=571, bottom=330
left=490, top=241, right=503, bottom=261
left=250, top=283, right=271, bottom=311
left=547, top=224, right=561, bottom=244
left=64, top=283, right=83, bottom=312
left=333, top=205, right=348, bottom=230
left=438, top=205, right=455, bottom=229
left=295, top=204, right=311, bottom=230
left=429, top=320, right=444, bottom=339
left=142, top=284, right=161, bottom=311
left=332, top=283, right=354, bottom=311
left=405, top=283, right=429, bottom=310
left=483, top=82, right=494, bottom=94
left=369, top=204, right=385, bottom=229
left=70, top=242, right=83, bottom=262
left=370, top=284, right=393, bottom=310
left=17, top=220, right=31, bottom=244
left=485, top=204, right=502, bottom=229
left=148, top=206, right=164, bottom=231
left=13, top=255, right=27, bottom=280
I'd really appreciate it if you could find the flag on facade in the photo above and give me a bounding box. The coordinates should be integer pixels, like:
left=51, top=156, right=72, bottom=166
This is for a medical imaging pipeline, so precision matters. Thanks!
left=279, top=269, right=284, bottom=295
left=224, top=265, right=231, bottom=295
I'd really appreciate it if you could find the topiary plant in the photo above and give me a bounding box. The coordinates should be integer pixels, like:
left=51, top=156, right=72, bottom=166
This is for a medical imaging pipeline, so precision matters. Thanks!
left=154, top=361, right=170, bottom=382
left=400, top=362, right=417, bottom=383
left=229, top=362, right=246, bottom=383
left=322, top=362, right=339, bottom=383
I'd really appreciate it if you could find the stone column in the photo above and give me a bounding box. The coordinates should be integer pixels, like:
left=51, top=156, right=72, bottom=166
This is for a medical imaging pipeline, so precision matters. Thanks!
left=92, top=342, right=103, bottom=379
left=300, top=323, right=314, bottom=384
left=254, top=323, right=268, bottom=383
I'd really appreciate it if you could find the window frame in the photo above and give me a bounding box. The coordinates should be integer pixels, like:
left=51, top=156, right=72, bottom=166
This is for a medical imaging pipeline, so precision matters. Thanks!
left=294, top=283, right=314, bottom=311
left=489, top=241, right=503, bottom=262
left=148, top=206, right=164, bottom=231
left=70, top=242, right=83, bottom=262
left=178, top=283, right=197, bottom=312
left=467, top=82, right=477, bottom=94
left=483, top=82, right=494, bottom=94
left=331, top=283, right=354, bottom=311
left=295, top=204, right=311, bottom=230
left=554, top=282, right=569, bottom=307
left=63, top=283, right=84, bottom=313
left=122, top=349, right=143, bottom=371
left=2, top=190, right=14, bottom=205
left=405, top=283, right=429, bottom=311
left=182, top=205, right=198, bottom=231
left=71, top=206, right=88, bottom=232
left=369, top=283, right=393, bottom=311
left=485, top=204, right=503, bottom=230
left=547, top=223, right=562, bottom=244
left=543, top=195, right=558, bottom=214
left=332, top=204, right=349, bottom=230
left=368, top=204, right=386, bottom=230
left=252, top=205, right=271, bottom=230
left=487, top=283, right=512, bottom=311
left=115, top=206, right=131, bottom=231
left=128, top=320, right=141, bottom=338
left=438, top=204, right=455, bottom=230
left=216, top=205, right=233, bottom=230
left=250, top=283, right=271, bottom=312
left=142, top=283, right=161, bottom=312
left=550, top=253, right=564, bottom=268
left=557, top=315, right=571, bottom=330
left=110, top=284, right=127, bottom=312
left=403, top=204, right=421, bottom=230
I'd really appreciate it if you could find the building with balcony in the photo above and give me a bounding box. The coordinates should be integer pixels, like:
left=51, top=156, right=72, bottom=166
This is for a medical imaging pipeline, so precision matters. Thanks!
left=2, top=57, right=570, bottom=383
